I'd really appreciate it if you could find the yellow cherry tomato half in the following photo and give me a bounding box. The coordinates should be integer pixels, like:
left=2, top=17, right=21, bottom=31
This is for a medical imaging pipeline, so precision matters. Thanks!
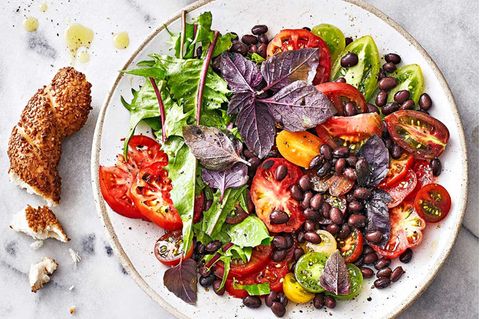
left=304, top=230, right=338, bottom=256
left=283, top=273, right=315, bottom=304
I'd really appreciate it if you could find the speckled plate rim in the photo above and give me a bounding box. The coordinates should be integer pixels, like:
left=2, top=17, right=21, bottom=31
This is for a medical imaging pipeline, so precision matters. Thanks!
left=90, top=1, right=468, bottom=318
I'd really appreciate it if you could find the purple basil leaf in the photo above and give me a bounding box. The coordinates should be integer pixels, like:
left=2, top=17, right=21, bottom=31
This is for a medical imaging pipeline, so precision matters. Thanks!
left=213, top=52, right=263, bottom=93
left=228, top=91, right=256, bottom=115
left=202, top=163, right=249, bottom=199
left=319, top=250, right=350, bottom=295
left=261, top=48, right=319, bottom=91
left=262, top=81, right=336, bottom=132
left=183, top=125, right=249, bottom=171
left=356, top=135, right=389, bottom=187
left=365, top=189, right=391, bottom=246
left=163, top=259, right=198, bottom=304
left=236, top=102, right=275, bottom=159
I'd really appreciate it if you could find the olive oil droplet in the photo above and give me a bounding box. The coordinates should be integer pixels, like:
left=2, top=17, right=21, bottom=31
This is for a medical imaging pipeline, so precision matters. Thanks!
left=113, top=32, right=129, bottom=49
left=23, top=17, right=39, bottom=32
left=77, top=49, right=90, bottom=63
left=39, top=2, right=48, bottom=12
left=65, top=23, right=94, bottom=62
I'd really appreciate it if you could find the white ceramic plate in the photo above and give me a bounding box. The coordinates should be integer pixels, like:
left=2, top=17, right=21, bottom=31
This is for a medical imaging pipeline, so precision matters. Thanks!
left=91, top=0, right=468, bottom=318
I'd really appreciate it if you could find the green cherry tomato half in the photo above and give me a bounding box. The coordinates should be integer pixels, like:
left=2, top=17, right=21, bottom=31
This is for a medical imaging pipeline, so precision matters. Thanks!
left=387, top=64, right=425, bottom=103
left=331, top=35, right=381, bottom=101
left=294, top=252, right=329, bottom=293
left=331, top=264, right=364, bottom=300
left=311, top=23, right=346, bottom=63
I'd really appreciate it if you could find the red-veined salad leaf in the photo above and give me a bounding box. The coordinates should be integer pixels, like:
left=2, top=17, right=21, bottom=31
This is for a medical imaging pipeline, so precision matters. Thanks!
left=356, top=135, right=389, bottom=187
left=183, top=125, right=249, bottom=171
left=365, top=189, right=391, bottom=246
left=202, top=163, right=249, bottom=200
left=213, top=52, right=263, bottom=93
left=163, top=259, right=198, bottom=304
left=319, top=250, right=350, bottom=295
left=261, top=81, right=336, bottom=132
left=261, top=48, right=319, bottom=91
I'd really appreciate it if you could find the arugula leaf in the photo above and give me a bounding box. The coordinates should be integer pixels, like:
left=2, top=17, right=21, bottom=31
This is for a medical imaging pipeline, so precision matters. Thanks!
left=202, top=163, right=248, bottom=200
left=233, top=281, right=270, bottom=296
left=227, top=216, right=272, bottom=248
left=319, top=250, right=350, bottom=295
left=356, top=135, right=389, bottom=187
left=163, top=259, right=198, bottom=304
left=122, top=66, right=166, bottom=79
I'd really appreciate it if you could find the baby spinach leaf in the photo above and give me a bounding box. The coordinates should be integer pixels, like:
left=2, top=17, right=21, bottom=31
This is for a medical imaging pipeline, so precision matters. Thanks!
left=356, top=135, right=389, bottom=187
left=202, top=163, right=248, bottom=200
left=261, top=48, right=319, bottom=91
left=319, top=250, right=350, bottom=295
left=163, top=259, right=198, bottom=304
left=213, top=52, right=263, bottom=93
left=233, top=281, right=271, bottom=296
left=227, top=216, right=272, bottom=248
left=183, top=125, right=249, bottom=171
left=261, top=81, right=336, bottom=132
left=365, top=189, right=391, bottom=246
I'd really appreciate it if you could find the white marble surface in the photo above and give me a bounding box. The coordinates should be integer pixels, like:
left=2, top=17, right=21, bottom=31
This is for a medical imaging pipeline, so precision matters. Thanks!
left=0, top=1, right=477, bottom=318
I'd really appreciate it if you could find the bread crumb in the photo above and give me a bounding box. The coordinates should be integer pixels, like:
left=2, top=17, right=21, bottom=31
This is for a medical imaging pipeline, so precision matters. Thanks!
left=30, top=240, right=44, bottom=250
left=69, top=306, right=76, bottom=315
left=68, top=248, right=81, bottom=268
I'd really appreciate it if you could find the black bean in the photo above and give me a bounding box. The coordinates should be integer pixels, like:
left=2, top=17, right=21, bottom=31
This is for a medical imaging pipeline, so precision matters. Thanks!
left=341, top=52, right=359, bottom=67
left=343, top=167, right=357, bottom=181
left=196, top=46, right=203, bottom=58
left=391, top=144, right=403, bottom=159
left=304, top=231, right=322, bottom=244
left=213, top=279, right=225, bottom=295
left=355, top=158, right=369, bottom=182
left=394, top=90, right=410, bottom=103
left=272, top=249, right=287, bottom=262
left=419, top=93, right=432, bottom=110
left=309, top=155, right=324, bottom=169
left=365, top=231, right=383, bottom=244
left=374, top=277, right=391, bottom=289
left=335, top=158, right=347, bottom=175
left=310, top=194, right=324, bottom=210
left=324, top=296, right=336, bottom=308
left=335, top=77, right=347, bottom=83
left=270, top=210, right=290, bottom=224
left=353, top=187, right=371, bottom=200
left=333, top=146, right=349, bottom=158
left=382, top=102, right=400, bottom=115
left=344, top=102, right=358, bottom=116
left=375, top=258, right=391, bottom=270
left=231, top=41, right=248, bottom=55
left=329, top=207, right=343, bottom=225
left=354, top=255, right=364, bottom=267
left=265, top=291, right=278, bottom=307
left=302, top=26, right=311, bottom=31
left=363, top=245, right=374, bottom=255
left=338, top=224, right=351, bottom=240
left=198, top=265, right=211, bottom=277
left=251, top=24, right=268, bottom=35
left=367, top=103, right=379, bottom=113
left=304, top=208, right=321, bottom=221
left=294, top=248, right=304, bottom=261
left=345, top=155, right=357, bottom=166
left=348, top=200, right=363, bottom=212
left=297, top=231, right=305, bottom=243
left=275, top=165, right=288, bottom=181
left=377, top=267, right=392, bottom=278
left=363, top=252, right=378, bottom=265
left=430, top=158, right=442, bottom=176
left=248, top=157, right=261, bottom=172
left=348, top=214, right=367, bottom=228
left=278, top=293, right=288, bottom=307
left=320, top=144, right=333, bottom=160
left=271, top=301, right=286, bottom=317
left=326, top=223, right=340, bottom=235
left=345, top=37, right=353, bottom=46
left=378, top=69, right=387, bottom=80
left=383, top=62, right=397, bottom=73
left=272, top=235, right=288, bottom=250
left=361, top=267, right=374, bottom=278
left=248, top=44, right=257, bottom=54
left=205, top=240, right=222, bottom=253
left=243, top=296, right=262, bottom=308
left=391, top=266, right=405, bottom=282
left=385, top=53, right=401, bottom=64
left=290, top=185, right=304, bottom=201
left=378, top=77, right=397, bottom=91
left=313, top=294, right=325, bottom=309
left=299, top=175, right=313, bottom=191
left=375, top=90, right=388, bottom=107
left=317, top=161, right=331, bottom=177
left=258, top=34, right=269, bottom=44
left=381, top=121, right=390, bottom=138
left=242, top=34, right=258, bottom=45
left=257, top=43, right=267, bottom=58
left=384, top=138, right=394, bottom=150
left=400, top=99, right=415, bottom=110
left=285, top=234, right=294, bottom=248
left=301, top=192, right=313, bottom=209
left=399, top=248, right=413, bottom=263
left=199, top=274, right=215, bottom=287
left=322, top=202, right=331, bottom=218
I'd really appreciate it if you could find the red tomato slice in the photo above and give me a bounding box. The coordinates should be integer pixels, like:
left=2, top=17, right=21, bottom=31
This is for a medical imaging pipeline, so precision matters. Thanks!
left=251, top=158, right=305, bottom=233
left=127, top=135, right=168, bottom=169
left=384, top=110, right=450, bottom=160
left=380, top=153, right=414, bottom=187
left=154, top=230, right=193, bottom=267
left=315, top=82, right=367, bottom=115
left=414, top=183, right=451, bottom=223
left=225, top=277, right=254, bottom=298
left=405, top=160, right=435, bottom=201
left=267, top=29, right=331, bottom=84
left=215, top=245, right=272, bottom=279
left=255, top=260, right=289, bottom=292
left=338, top=229, right=364, bottom=263
left=130, top=163, right=182, bottom=231
left=372, top=202, right=426, bottom=259
left=380, top=169, right=417, bottom=208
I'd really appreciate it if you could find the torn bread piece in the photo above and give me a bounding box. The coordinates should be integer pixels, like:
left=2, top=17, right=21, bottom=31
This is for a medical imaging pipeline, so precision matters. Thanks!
left=10, top=205, right=69, bottom=242
left=29, top=257, right=58, bottom=292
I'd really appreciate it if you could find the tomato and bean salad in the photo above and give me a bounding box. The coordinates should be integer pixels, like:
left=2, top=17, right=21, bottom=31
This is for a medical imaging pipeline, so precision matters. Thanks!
left=99, top=12, right=452, bottom=317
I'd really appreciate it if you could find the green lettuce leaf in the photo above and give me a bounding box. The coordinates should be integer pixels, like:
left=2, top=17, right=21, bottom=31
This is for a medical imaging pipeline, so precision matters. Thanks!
left=233, top=281, right=271, bottom=296
left=227, top=216, right=272, bottom=248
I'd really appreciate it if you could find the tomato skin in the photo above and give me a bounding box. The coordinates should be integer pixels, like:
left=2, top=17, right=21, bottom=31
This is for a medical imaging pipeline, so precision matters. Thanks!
left=154, top=230, right=193, bottom=267
left=311, top=23, right=346, bottom=63
left=385, top=110, right=450, bottom=160
left=387, top=64, right=424, bottom=104
left=225, top=278, right=251, bottom=298
left=283, top=273, right=315, bottom=303
left=276, top=130, right=322, bottom=168
left=255, top=261, right=289, bottom=292
left=414, top=183, right=451, bottom=223
left=380, top=169, right=417, bottom=208
left=338, top=229, right=364, bottom=263
left=380, top=153, right=414, bottom=187
left=315, top=82, right=367, bottom=115
left=130, top=163, right=182, bottom=231
left=128, top=135, right=168, bottom=169
left=215, top=245, right=272, bottom=279
left=372, top=202, right=426, bottom=259
left=267, top=29, right=331, bottom=84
